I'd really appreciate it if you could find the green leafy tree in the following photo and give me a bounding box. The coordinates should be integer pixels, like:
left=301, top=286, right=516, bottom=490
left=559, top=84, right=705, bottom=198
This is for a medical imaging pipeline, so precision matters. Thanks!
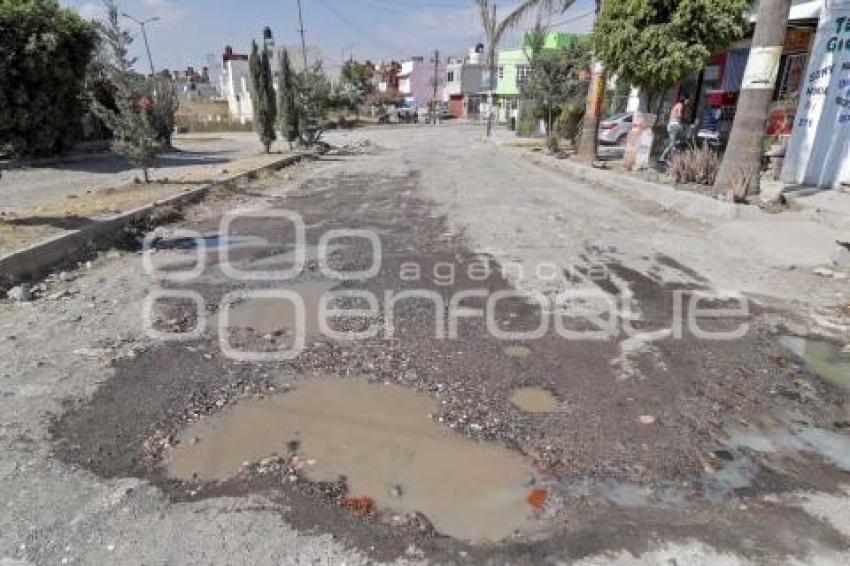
left=296, top=62, right=332, bottom=147
left=339, top=60, right=374, bottom=118
left=277, top=48, right=299, bottom=149
left=91, top=1, right=160, bottom=182
left=522, top=25, right=591, bottom=142
left=593, top=0, right=749, bottom=109
left=0, top=0, right=98, bottom=157
left=248, top=40, right=277, bottom=153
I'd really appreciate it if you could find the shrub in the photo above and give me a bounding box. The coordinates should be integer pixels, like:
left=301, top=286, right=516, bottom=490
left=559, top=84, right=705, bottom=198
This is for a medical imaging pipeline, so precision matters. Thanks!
left=545, top=132, right=559, bottom=154
left=667, top=147, right=720, bottom=186
left=0, top=0, right=98, bottom=157
left=516, top=102, right=539, bottom=137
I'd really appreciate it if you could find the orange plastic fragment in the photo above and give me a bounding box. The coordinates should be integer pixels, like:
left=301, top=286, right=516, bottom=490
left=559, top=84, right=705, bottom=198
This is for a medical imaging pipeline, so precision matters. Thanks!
left=526, top=488, right=548, bottom=509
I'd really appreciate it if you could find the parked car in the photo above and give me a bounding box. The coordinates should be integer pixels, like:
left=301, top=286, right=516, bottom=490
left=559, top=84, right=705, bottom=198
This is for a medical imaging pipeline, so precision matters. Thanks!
left=598, top=113, right=633, bottom=145
left=422, top=104, right=454, bottom=124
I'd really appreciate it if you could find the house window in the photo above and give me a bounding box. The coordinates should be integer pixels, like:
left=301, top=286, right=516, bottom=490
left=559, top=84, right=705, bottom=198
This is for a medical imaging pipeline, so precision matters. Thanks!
left=516, top=65, right=531, bottom=87
left=447, top=71, right=455, bottom=82
left=498, top=66, right=504, bottom=80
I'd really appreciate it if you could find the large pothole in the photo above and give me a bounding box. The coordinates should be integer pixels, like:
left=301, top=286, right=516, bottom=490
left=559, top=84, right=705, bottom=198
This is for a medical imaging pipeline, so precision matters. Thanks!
left=165, top=378, right=545, bottom=542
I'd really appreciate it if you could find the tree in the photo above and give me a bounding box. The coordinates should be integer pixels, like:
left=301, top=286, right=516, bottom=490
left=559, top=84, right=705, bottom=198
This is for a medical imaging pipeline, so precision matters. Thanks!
left=248, top=40, right=276, bottom=153
left=576, top=0, right=604, bottom=161
left=339, top=60, right=374, bottom=119
left=277, top=47, right=299, bottom=149
left=296, top=62, right=332, bottom=147
left=473, top=0, right=576, bottom=138
left=594, top=0, right=749, bottom=110
left=91, top=1, right=160, bottom=182
left=147, top=72, right=179, bottom=148
left=714, top=0, right=792, bottom=200
left=0, top=0, right=98, bottom=157
left=522, top=25, right=591, bottom=140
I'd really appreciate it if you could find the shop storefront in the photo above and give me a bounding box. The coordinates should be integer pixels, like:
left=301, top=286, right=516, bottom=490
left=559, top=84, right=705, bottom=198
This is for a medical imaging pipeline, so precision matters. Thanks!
left=688, top=3, right=820, bottom=149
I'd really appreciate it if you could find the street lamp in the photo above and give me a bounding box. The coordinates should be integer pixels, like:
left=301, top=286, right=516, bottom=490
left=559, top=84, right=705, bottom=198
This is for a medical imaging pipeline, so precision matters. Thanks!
left=121, top=13, right=160, bottom=76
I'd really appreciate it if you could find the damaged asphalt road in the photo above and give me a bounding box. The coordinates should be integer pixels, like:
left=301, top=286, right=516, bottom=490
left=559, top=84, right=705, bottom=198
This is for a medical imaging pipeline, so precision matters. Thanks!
left=3, top=125, right=850, bottom=564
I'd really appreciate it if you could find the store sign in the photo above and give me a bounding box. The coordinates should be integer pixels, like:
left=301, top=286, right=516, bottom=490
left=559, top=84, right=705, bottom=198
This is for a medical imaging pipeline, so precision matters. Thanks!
left=783, top=0, right=850, bottom=188
left=784, top=27, right=814, bottom=54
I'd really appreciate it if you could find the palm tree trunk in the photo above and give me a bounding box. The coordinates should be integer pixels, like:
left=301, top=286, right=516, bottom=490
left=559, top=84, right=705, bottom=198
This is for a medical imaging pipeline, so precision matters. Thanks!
left=578, top=64, right=605, bottom=160
left=486, top=2, right=497, bottom=139
left=486, top=54, right=496, bottom=138
left=577, top=0, right=603, bottom=161
left=713, top=0, right=792, bottom=200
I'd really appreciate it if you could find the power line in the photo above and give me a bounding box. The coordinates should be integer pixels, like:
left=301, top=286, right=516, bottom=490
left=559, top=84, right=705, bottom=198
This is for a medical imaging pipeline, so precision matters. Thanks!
left=314, top=0, right=411, bottom=57
left=547, top=8, right=595, bottom=29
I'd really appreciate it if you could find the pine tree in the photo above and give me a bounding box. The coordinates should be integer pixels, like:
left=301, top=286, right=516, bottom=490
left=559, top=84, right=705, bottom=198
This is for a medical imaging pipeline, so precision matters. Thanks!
left=277, top=48, right=299, bottom=149
left=90, top=1, right=160, bottom=182
left=249, top=40, right=277, bottom=153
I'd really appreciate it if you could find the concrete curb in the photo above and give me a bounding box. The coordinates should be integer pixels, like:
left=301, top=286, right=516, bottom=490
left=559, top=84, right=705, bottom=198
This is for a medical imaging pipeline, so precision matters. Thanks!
left=523, top=153, right=761, bottom=223
left=0, top=152, right=315, bottom=287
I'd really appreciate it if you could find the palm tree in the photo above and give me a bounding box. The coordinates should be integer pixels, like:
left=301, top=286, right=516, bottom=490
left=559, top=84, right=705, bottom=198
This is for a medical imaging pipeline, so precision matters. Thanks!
left=474, top=0, right=576, bottom=138
left=714, top=0, right=792, bottom=200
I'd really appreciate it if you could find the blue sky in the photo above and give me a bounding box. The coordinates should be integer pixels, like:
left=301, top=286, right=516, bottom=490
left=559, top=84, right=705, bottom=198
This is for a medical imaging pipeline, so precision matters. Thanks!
left=59, top=0, right=595, bottom=73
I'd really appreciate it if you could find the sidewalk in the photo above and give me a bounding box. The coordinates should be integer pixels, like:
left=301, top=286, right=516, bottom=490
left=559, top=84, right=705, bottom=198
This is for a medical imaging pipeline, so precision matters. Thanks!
left=0, top=132, right=272, bottom=213
left=782, top=184, right=850, bottom=232
left=0, top=134, right=298, bottom=257
left=491, top=128, right=850, bottom=270
left=0, top=147, right=311, bottom=286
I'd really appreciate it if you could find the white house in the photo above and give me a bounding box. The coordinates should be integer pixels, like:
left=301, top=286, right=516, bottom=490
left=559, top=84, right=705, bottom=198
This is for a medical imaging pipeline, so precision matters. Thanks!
left=218, top=29, right=281, bottom=124
left=220, top=46, right=253, bottom=123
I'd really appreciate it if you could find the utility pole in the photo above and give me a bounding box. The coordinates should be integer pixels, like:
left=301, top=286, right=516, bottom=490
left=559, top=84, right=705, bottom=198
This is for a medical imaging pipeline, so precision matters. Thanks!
left=296, top=0, right=309, bottom=71
left=714, top=0, right=792, bottom=200
left=122, top=13, right=160, bottom=76
left=432, top=49, right=440, bottom=125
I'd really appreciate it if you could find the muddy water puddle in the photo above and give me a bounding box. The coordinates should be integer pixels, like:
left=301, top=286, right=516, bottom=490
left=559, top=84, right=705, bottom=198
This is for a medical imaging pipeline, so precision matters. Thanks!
left=779, top=335, right=850, bottom=390
left=221, top=280, right=338, bottom=340
left=510, top=387, right=559, bottom=413
left=167, top=379, right=541, bottom=542
left=153, top=234, right=271, bottom=251
left=726, top=420, right=850, bottom=472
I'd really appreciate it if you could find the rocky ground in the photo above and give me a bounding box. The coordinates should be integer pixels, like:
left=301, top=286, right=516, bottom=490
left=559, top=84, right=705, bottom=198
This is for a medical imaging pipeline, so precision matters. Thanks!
left=1, top=124, right=850, bottom=565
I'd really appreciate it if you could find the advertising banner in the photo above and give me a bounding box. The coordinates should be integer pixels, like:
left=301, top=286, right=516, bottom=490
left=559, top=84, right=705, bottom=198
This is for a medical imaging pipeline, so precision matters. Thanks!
left=782, top=0, right=850, bottom=188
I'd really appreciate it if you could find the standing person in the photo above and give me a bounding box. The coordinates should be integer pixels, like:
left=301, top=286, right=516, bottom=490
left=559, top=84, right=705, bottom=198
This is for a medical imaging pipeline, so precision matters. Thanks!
left=660, top=94, right=690, bottom=163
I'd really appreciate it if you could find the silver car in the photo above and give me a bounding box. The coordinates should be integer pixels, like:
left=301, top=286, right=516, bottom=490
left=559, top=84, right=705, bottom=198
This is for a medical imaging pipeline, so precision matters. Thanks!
left=598, top=113, right=633, bottom=145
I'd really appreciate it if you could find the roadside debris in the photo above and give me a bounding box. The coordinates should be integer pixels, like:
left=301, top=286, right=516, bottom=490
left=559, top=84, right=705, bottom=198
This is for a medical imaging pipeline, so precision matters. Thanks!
left=835, top=241, right=850, bottom=268
left=526, top=488, right=548, bottom=509
left=340, top=496, right=376, bottom=517
left=7, top=284, right=32, bottom=302
left=324, top=140, right=380, bottom=157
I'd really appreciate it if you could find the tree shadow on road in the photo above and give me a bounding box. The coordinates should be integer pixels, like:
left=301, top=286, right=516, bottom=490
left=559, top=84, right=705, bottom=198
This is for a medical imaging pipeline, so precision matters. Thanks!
left=45, top=152, right=232, bottom=175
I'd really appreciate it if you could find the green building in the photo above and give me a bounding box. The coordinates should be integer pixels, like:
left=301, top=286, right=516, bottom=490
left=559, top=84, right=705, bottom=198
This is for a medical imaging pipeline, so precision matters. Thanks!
left=493, top=32, right=582, bottom=124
